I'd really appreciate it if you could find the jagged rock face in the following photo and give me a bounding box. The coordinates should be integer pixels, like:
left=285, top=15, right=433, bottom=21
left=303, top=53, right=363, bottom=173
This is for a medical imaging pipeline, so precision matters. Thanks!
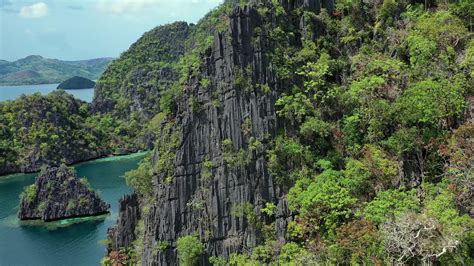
left=108, top=1, right=338, bottom=264
left=140, top=6, right=292, bottom=265
left=18, top=166, right=110, bottom=221
left=108, top=193, right=141, bottom=251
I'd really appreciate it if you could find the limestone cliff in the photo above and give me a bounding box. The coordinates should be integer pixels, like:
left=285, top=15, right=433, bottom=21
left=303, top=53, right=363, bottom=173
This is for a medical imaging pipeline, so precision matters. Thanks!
left=107, top=1, right=327, bottom=264
left=140, top=7, right=283, bottom=264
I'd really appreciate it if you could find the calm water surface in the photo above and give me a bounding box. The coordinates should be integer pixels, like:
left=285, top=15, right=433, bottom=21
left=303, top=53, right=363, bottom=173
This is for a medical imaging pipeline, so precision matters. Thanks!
left=0, top=153, right=146, bottom=266
left=0, top=83, right=94, bottom=102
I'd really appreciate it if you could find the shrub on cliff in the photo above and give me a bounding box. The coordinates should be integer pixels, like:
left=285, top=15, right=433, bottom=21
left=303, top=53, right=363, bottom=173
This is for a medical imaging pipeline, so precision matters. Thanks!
left=177, top=235, right=204, bottom=266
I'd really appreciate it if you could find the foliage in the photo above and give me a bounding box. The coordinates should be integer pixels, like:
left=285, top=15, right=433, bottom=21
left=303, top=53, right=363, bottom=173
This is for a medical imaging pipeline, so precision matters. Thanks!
left=279, top=242, right=314, bottom=264
left=288, top=169, right=357, bottom=233
left=234, top=67, right=252, bottom=93
left=267, top=136, right=313, bottom=185
left=276, top=92, right=314, bottom=123
left=8, top=1, right=474, bottom=264
left=117, top=1, right=474, bottom=264
left=125, top=155, right=154, bottom=197
left=67, top=199, right=77, bottom=211
left=201, top=159, right=213, bottom=180
left=396, top=79, right=467, bottom=128
left=176, top=235, right=204, bottom=266
left=209, top=255, right=226, bottom=266
left=0, top=90, right=158, bottom=174
left=153, top=119, right=181, bottom=184
left=231, top=202, right=256, bottom=224
left=79, top=178, right=92, bottom=190
left=364, top=189, right=420, bottom=224
left=221, top=139, right=250, bottom=169
left=22, top=184, right=37, bottom=203
left=0, top=56, right=112, bottom=86
left=261, top=202, right=277, bottom=216
left=334, top=219, right=384, bottom=264
left=189, top=96, right=202, bottom=113
left=298, top=52, right=336, bottom=102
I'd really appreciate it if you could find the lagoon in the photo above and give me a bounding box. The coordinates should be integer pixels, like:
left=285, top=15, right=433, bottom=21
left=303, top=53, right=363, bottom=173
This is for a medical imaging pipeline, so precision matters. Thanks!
left=0, top=83, right=94, bottom=102
left=0, top=153, right=145, bottom=266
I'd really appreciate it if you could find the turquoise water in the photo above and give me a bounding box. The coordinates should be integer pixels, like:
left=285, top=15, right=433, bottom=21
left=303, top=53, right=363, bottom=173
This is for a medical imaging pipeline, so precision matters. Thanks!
left=0, top=153, right=145, bottom=266
left=0, top=83, right=94, bottom=102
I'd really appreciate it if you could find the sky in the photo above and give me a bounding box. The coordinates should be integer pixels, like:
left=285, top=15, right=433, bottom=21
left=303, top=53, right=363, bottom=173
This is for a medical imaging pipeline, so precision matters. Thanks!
left=0, top=0, right=223, bottom=61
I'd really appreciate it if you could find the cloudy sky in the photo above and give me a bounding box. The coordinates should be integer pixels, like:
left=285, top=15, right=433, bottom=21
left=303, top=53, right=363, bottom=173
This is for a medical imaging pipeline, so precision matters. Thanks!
left=0, top=0, right=223, bottom=61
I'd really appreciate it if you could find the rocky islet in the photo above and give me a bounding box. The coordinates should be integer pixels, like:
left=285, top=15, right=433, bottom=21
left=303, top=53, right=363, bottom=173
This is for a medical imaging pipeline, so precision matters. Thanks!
left=18, top=165, right=110, bottom=221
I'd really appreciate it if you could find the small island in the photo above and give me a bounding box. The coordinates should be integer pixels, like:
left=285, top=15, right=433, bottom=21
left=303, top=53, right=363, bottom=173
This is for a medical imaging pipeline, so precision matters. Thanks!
left=18, top=165, right=110, bottom=221
left=57, top=76, right=96, bottom=90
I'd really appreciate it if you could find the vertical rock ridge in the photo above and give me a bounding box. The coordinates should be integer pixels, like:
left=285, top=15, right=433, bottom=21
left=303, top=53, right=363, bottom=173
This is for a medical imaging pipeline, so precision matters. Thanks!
left=108, top=1, right=328, bottom=264
left=108, top=193, right=141, bottom=251
left=140, top=5, right=291, bottom=265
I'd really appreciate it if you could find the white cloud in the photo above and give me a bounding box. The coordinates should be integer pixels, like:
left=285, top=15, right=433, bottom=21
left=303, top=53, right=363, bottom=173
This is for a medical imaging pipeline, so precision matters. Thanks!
left=96, top=0, right=160, bottom=14
left=19, top=2, right=48, bottom=18
left=96, top=0, right=224, bottom=14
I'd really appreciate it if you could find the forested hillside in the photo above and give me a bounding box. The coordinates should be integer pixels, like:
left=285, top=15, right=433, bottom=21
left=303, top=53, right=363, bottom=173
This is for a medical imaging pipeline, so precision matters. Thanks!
left=0, top=91, right=150, bottom=174
left=103, top=0, right=474, bottom=265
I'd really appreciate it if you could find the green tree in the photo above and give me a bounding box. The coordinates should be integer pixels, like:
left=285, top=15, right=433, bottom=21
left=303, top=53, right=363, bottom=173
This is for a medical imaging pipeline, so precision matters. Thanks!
left=177, top=235, right=204, bottom=266
left=364, top=189, right=420, bottom=224
left=396, top=79, right=466, bottom=129
left=125, top=156, right=154, bottom=197
left=288, top=169, right=357, bottom=233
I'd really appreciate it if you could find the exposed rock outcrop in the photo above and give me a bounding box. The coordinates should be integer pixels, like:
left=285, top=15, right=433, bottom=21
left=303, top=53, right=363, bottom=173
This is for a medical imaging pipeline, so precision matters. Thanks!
left=18, top=165, right=110, bottom=221
left=108, top=193, right=141, bottom=251
left=57, top=76, right=96, bottom=90
left=140, top=5, right=288, bottom=264
left=108, top=2, right=302, bottom=264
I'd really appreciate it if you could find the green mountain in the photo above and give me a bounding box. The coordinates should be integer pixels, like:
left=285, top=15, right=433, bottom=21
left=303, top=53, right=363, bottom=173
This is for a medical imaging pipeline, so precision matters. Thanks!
left=0, top=55, right=113, bottom=85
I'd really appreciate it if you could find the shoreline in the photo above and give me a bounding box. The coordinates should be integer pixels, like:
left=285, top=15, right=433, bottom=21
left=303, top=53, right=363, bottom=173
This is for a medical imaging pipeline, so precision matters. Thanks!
left=0, top=151, right=149, bottom=178
left=19, top=211, right=111, bottom=223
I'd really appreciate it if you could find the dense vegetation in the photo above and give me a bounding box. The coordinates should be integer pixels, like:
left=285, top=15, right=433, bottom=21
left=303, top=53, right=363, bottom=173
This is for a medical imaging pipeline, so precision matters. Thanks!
left=221, top=0, right=473, bottom=264
left=0, top=55, right=112, bottom=85
left=0, top=91, right=146, bottom=174
left=94, top=22, right=191, bottom=118
left=0, top=20, right=205, bottom=174
left=120, top=0, right=473, bottom=264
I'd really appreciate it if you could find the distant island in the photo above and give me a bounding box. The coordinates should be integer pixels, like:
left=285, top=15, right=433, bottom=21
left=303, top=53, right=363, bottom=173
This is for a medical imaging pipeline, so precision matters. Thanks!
left=57, top=76, right=96, bottom=90
left=0, top=55, right=113, bottom=86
